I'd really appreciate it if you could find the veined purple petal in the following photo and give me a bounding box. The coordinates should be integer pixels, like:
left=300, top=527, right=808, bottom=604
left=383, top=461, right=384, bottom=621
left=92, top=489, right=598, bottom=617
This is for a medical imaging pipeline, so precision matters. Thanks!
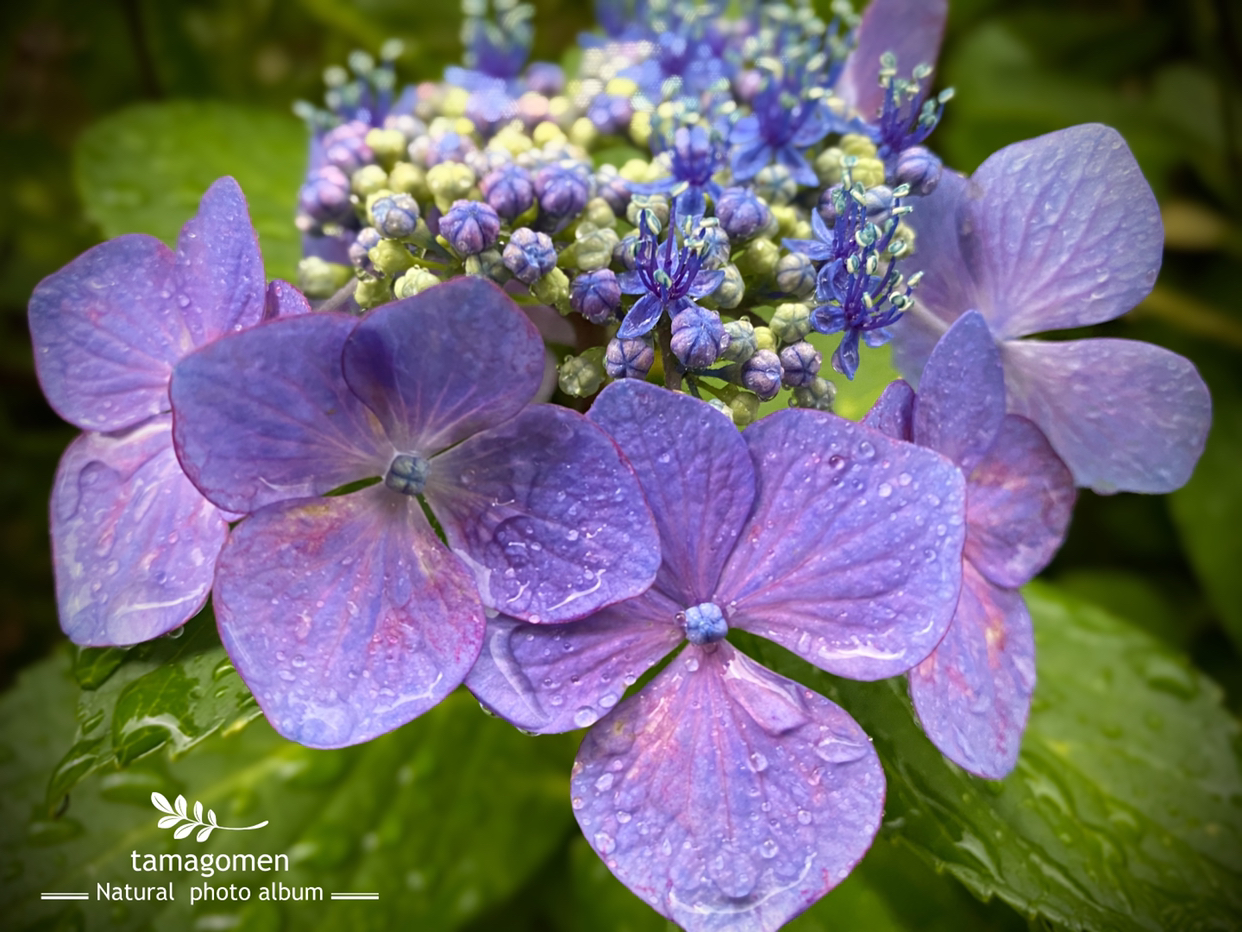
left=908, top=562, right=1035, bottom=780
left=264, top=279, right=312, bottom=319
left=689, top=268, right=726, bottom=298
left=172, top=177, right=266, bottom=347
left=342, top=278, right=545, bottom=454
left=51, top=415, right=228, bottom=646
left=171, top=314, right=392, bottom=515
left=731, top=142, right=775, bottom=182
left=861, top=380, right=915, bottom=440
left=718, top=410, right=965, bottom=680
left=29, top=234, right=179, bottom=432
left=912, top=311, right=1005, bottom=471
left=425, top=404, right=660, bottom=623
left=776, top=148, right=818, bottom=188
left=966, top=125, right=1163, bottom=339
left=617, top=292, right=666, bottom=339
left=466, top=590, right=683, bottom=733
left=900, top=169, right=974, bottom=328
left=572, top=644, right=885, bottom=932
left=836, top=0, right=948, bottom=119
left=589, top=380, right=755, bottom=605
left=790, top=102, right=832, bottom=148
left=1001, top=338, right=1211, bottom=494
left=214, top=485, right=485, bottom=749
left=616, top=270, right=646, bottom=296
left=966, top=415, right=1075, bottom=588
left=889, top=303, right=947, bottom=388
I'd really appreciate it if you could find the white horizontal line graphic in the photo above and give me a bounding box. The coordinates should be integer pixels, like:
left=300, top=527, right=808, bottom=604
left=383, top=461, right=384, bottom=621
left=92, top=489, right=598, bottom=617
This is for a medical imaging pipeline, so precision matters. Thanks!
left=330, top=893, right=379, bottom=900
left=41, top=893, right=90, bottom=900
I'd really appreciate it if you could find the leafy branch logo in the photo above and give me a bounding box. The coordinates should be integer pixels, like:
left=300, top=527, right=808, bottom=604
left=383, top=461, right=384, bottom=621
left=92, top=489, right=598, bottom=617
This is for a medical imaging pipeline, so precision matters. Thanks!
left=150, top=792, right=269, bottom=842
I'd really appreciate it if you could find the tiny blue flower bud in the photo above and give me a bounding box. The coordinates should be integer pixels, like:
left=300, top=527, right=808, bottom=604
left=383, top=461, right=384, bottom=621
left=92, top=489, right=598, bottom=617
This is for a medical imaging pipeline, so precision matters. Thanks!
left=604, top=336, right=655, bottom=380
left=503, top=227, right=557, bottom=285
left=369, top=193, right=421, bottom=239
left=350, top=227, right=383, bottom=273
left=587, top=92, right=634, bottom=134
left=298, top=166, right=352, bottom=225
left=697, top=224, right=732, bottom=270
left=740, top=348, right=783, bottom=401
left=614, top=232, right=641, bottom=271
left=535, top=162, right=591, bottom=232
left=817, top=184, right=843, bottom=225
left=440, top=200, right=501, bottom=256
left=683, top=602, right=728, bottom=645
left=716, top=187, right=772, bottom=240
left=863, top=185, right=896, bottom=224
left=322, top=121, right=374, bottom=174
left=595, top=165, right=632, bottom=214
left=670, top=305, right=730, bottom=370
left=775, top=252, right=816, bottom=298
left=779, top=341, right=822, bottom=387
left=570, top=269, right=622, bottom=324
left=385, top=453, right=430, bottom=496
left=525, top=62, right=565, bottom=96
left=894, top=145, right=943, bottom=197
left=480, top=164, right=536, bottom=221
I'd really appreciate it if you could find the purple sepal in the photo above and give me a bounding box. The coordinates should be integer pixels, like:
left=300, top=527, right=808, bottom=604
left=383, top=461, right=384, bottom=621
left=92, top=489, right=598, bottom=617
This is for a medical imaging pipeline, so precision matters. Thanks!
left=466, top=594, right=683, bottom=733
left=617, top=292, right=665, bottom=339
left=170, top=314, right=392, bottom=515
left=909, top=563, right=1035, bottom=779
left=861, top=380, right=915, bottom=440
left=837, top=0, right=947, bottom=120
left=29, top=234, right=178, bottom=432
left=913, top=311, right=1005, bottom=472
left=425, top=404, right=660, bottom=623
left=264, top=280, right=312, bottom=319
left=572, top=644, right=885, bottom=932
left=1002, top=338, right=1211, bottom=494
left=51, top=415, right=228, bottom=646
left=589, top=380, right=756, bottom=605
left=965, top=415, right=1075, bottom=588
left=214, top=485, right=485, bottom=749
left=718, top=410, right=966, bottom=681
left=342, top=278, right=545, bottom=454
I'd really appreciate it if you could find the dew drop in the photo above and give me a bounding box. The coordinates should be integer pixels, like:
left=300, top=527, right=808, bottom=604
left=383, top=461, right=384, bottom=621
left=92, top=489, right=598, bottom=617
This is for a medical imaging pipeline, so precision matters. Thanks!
left=573, top=707, right=600, bottom=728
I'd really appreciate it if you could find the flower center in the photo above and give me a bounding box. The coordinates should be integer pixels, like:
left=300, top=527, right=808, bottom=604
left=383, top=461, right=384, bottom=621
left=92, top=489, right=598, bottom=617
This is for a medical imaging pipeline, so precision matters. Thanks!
left=385, top=453, right=430, bottom=496
left=682, top=602, right=728, bottom=646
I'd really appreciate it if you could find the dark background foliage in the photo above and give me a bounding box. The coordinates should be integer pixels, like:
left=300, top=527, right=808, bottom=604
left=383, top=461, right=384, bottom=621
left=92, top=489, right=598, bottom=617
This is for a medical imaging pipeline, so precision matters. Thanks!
left=1, top=1, right=1240, bottom=929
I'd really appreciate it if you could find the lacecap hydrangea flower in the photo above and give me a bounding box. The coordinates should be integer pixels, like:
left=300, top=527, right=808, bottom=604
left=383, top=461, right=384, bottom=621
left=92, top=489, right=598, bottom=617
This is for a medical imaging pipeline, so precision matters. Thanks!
left=28, top=178, right=307, bottom=646
left=469, top=379, right=967, bottom=930
left=169, top=278, right=660, bottom=747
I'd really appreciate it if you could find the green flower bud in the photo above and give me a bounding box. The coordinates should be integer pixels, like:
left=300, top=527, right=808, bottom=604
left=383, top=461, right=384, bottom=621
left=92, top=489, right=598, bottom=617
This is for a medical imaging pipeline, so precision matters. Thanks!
left=426, top=161, right=477, bottom=212
left=582, top=197, right=616, bottom=229
left=735, top=238, right=780, bottom=279
left=297, top=257, right=352, bottom=299
left=351, top=164, right=389, bottom=198
left=619, top=158, right=658, bottom=183
left=710, top=264, right=745, bottom=310
left=558, top=348, right=606, bottom=398
left=532, top=266, right=571, bottom=314
left=753, top=325, right=777, bottom=352
left=721, top=319, right=757, bottom=363
left=490, top=123, right=533, bottom=156
left=387, top=161, right=428, bottom=200
left=770, top=302, right=812, bottom=343
left=840, top=133, right=878, bottom=159
left=393, top=267, right=442, bottom=298
left=576, top=225, right=620, bottom=271
left=707, top=397, right=735, bottom=423
left=815, top=147, right=845, bottom=185
left=532, top=120, right=567, bottom=147
left=790, top=376, right=836, bottom=412
left=569, top=116, right=598, bottom=149
left=355, top=276, right=393, bottom=310
left=368, top=239, right=415, bottom=277
left=629, top=111, right=653, bottom=148
left=851, top=156, right=886, bottom=190
left=727, top=390, right=761, bottom=427
left=365, top=128, right=408, bottom=169
left=770, top=205, right=800, bottom=238
left=627, top=194, right=670, bottom=228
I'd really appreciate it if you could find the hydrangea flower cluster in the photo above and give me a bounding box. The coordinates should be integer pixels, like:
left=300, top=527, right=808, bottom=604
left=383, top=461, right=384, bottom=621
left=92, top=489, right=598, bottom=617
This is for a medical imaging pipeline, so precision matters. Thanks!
left=27, top=0, right=1214, bottom=929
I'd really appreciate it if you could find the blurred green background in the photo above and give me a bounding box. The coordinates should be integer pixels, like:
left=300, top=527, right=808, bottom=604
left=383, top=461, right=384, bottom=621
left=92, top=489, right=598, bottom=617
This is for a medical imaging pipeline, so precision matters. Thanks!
left=1, top=0, right=1240, bottom=929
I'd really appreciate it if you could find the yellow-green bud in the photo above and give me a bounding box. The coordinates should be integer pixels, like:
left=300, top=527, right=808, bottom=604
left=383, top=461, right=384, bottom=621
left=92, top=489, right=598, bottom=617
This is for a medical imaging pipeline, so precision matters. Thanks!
left=840, top=133, right=878, bottom=159
left=558, top=349, right=606, bottom=398
left=576, top=226, right=620, bottom=271
left=770, top=302, right=812, bottom=343
left=790, top=376, right=836, bottom=412
left=547, top=95, right=572, bottom=126
left=721, top=319, right=757, bottom=363
left=351, top=164, right=389, bottom=198
left=393, top=267, right=441, bottom=299
left=605, top=77, right=638, bottom=97
left=627, top=194, right=670, bottom=228
left=297, top=257, right=352, bottom=299
left=569, top=116, right=598, bottom=149
left=727, top=390, right=761, bottom=427
left=629, top=110, right=653, bottom=148
left=736, top=238, right=780, bottom=279
left=815, top=147, right=845, bottom=185
left=790, top=219, right=813, bottom=240
left=365, top=128, right=407, bottom=169
left=426, top=161, right=476, bottom=212
left=355, top=276, right=393, bottom=310
left=753, top=325, right=777, bottom=352
left=369, top=239, right=415, bottom=277
left=770, top=204, right=800, bottom=238
left=441, top=87, right=470, bottom=118
left=532, top=266, right=571, bottom=313
left=387, top=162, right=428, bottom=200
left=619, top=158, right=655, bottom=183
left=490, top=124, right=533, bottom=156
left=582, top=197, right=616, bottom=229
left=533, top=120, right=566, bottom=147
left=851, top=156, right=886, bottom=190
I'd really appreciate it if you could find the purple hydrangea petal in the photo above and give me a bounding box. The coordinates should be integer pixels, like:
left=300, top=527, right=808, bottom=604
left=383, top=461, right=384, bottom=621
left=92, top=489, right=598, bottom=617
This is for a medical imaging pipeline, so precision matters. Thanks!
left=912, top=311, right=1006, bottom=471
left=908, top=562, right=1035, bottom=780
left=29, top=234, right=178, bottom=432
left=617, top=292, right=666, bottom=339
left=731, top=141, right=774, bottom=182
left=966, top=125, right=1163, bottom=339
left=899, top=169, right=974, bottom=331
left=51, top=415, right=228, bottom=646
left=214, top=485, right=485, bottom=748
left=889, top=304, right=946, bottom=388
left=342, top=278, right=545, bottom=454
left=965, top=415, right=1075, bottom=588
left=717, top=410, right=966, bottom=681
left=171, top=314, right=393, bottom=515
left=424, top=404, right=660, bottom=623
left=589, top=380, right=756, bottom=605
left=1001, top=338, right=1211, bottom=494
left=466, top=590, right=683, bottom=733
left=572, top=643, right=885, bottom=932
left=861, top=380, right=915, bottom=440
left=837, top=0, right=948, bottom=119
left=264, top=280, right=312, bottom=319
left=172, top=177, right=267, bottom=346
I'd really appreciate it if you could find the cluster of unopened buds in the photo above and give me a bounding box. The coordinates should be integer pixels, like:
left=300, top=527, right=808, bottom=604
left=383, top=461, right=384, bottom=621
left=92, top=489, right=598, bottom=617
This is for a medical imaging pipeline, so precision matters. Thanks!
left=29, top=0, right=1212, bottom=929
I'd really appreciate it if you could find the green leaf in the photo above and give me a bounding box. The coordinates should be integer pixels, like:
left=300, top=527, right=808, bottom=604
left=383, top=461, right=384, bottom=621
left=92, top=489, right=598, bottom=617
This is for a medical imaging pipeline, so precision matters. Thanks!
left=745, top=582, right=1242, bottom=932
left=46, top=610, right=262, bottom=810
left=3, top=650, right=578, bottom=932
left=73, top=101, right=307, bottom=281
